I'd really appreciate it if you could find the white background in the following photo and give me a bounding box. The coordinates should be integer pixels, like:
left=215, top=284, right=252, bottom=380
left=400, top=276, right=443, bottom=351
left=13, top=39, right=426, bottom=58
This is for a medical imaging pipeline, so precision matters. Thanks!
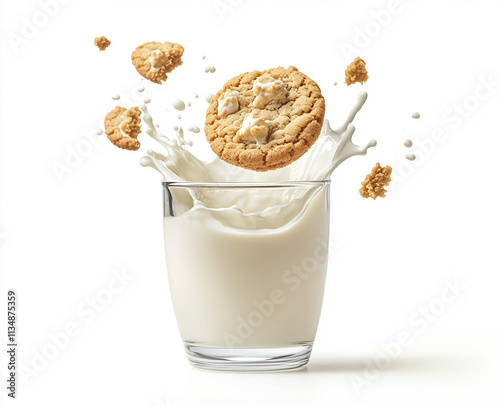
left=1, top=0, right=500, bottom=405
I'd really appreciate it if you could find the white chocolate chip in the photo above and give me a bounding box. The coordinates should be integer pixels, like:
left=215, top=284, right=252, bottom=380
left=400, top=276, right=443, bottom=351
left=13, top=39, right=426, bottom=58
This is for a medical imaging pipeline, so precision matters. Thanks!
left=235, top=112, right=271, bottom=145
left=217, top=90, right=239, bottom=117
left=147, top=49, right=168, bottom=72
left=252, top=74, right=288, bottom=108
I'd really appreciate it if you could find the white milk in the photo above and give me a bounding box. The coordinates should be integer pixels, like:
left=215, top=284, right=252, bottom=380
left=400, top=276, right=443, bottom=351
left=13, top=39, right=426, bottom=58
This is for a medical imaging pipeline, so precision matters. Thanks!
left=164, top=186, right=330, bottom=348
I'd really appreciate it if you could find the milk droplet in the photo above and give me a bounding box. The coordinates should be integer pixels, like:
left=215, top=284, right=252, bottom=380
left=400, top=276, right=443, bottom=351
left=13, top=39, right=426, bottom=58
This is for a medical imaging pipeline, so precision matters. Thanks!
left=333, top=81, right=337, bottom=86
left=202, top=55, right=206, bottom=59
left=144, top=97, right=151, bottom=104
left=172, top=99, right=185, bottom=111
left=96, top=129, right=103, bottom=135
left=404, top=139, right=413, bottom=148
left=205, top=66, right=210, bottom=73
left=187, top=101, right=191, bottom=107
left=173, top=125, right=179, bottom=131
left=112, top=94, right=120, bottom=100
left=155, top=124, right=159, bottom=128
left=209, top=66, right=216, bottom=73
left=205, top=93, right=214, bottom=103
left=138, top=87, right=145, bottom=93
left=188, top=126, right=193, bottom=131
left=406, top=154, right=416, bottom=161
left=177, top=115, right=181, bottom=119
left=194, top=94, right=199, bottom=98
left=191, top=125, right=200, bottom=133
left=412, top=112, right=420, bottom=119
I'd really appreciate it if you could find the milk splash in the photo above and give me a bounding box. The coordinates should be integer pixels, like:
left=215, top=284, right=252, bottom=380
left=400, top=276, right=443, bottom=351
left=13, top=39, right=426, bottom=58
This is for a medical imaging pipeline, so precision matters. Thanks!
left=140, top=91, right=375, bottom=182
left=140, top=91, right=376, bottom=229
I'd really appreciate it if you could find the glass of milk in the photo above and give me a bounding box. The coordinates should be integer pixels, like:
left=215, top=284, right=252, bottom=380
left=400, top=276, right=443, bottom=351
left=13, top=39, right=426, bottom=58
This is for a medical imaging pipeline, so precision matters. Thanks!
left=162, top=180, right=331, bottom=371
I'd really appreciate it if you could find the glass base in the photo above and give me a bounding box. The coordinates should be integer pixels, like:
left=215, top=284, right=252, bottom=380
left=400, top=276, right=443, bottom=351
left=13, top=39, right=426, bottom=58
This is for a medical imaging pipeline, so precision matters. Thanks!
left=184, top=342, right=313, bottom=372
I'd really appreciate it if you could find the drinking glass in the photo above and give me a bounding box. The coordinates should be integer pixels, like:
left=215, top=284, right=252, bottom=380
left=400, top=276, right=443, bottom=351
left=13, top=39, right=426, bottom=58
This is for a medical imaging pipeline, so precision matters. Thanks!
left=162, top=181, right=330, bottom=371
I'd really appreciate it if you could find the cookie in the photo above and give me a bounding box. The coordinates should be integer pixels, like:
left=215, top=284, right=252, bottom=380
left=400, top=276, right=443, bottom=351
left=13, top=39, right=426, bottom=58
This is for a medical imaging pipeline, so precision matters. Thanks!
left=359, top=163, right=392, bottom=199
left=131, top=41, right=184, bottom=84
left=94, top=36, right=111, bottom=51
left=204, top=66, right=325, bottom=172
left=345, top=57, right=369, bottom=86
left=104, top=106, right=142, bottom=151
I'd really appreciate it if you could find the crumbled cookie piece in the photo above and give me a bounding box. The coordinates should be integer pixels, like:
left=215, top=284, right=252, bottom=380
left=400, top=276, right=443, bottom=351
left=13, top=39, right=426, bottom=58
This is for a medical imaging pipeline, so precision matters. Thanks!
left=94, top=36, right=111, bottom=51
left=205, top=66, right=325, bottom=172
left=359, top=163, right=392, bottom=199
left=345, top=57, right=369, bottom=86
left=131, top=41, right=184, bottom=84
left=104, top=106, right=142, bottom=151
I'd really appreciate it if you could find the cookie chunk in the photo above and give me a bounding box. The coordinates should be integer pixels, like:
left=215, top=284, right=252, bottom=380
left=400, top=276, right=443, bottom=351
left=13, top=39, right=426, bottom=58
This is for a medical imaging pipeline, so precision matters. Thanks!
left=359, top=163, right=392, bottom=199
left=345, top=57, right=369, bottom=86
left=94, top=36, right=111, bottom=51
left=104, top=106, right=142, bottom=151
left=131, top=41, right=184, bottom=84
left=205, top=66, right=325, bottom=172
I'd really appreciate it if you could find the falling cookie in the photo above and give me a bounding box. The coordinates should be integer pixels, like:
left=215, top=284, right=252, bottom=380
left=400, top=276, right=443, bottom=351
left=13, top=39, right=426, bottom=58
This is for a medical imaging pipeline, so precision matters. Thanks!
left=205, top=66, right=325, bottom=172
left=104, top=106, right=142, bottom=151
left=131, top=41, right=184, bottom=84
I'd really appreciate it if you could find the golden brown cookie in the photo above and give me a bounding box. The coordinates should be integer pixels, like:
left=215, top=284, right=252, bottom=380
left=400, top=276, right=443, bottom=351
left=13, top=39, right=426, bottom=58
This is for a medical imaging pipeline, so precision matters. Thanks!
left=204, top=66, right=325, bottom=172
left=94, top=36, right=111, bottom=51
left=131, top=41, right=184, bottom=84
left=345, top=57, right=369, bottom=86
left=359, top=163, right=392, bottom=199
left=104, top=106, right=142, bottom=151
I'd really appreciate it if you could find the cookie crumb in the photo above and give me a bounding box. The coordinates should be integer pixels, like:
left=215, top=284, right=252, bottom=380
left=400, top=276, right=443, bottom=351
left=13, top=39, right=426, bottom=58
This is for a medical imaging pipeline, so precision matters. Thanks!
left=359, top=163, right=392, bottom=199
left=104, top=106, right=142, bottom=151
left=94, top=36, right=111, bottom=51
left=345, top=57, right=369, bottom=86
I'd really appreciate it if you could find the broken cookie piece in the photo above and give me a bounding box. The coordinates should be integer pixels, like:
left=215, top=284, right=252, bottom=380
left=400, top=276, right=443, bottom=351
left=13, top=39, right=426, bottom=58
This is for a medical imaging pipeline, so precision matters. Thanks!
left=359, top=163, right=392, bottom=199
left=94, top=36, right=111, bottom=51
left=104, top=106, right=142, bottom=151
left=131, top=41, right=184, bottom=84
left=345, top=57, right=369, bottom=86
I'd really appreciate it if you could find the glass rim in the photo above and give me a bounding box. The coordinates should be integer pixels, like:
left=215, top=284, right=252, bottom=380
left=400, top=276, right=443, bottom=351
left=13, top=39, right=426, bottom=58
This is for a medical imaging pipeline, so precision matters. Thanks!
left=162, top=180, right=330, bottom=189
